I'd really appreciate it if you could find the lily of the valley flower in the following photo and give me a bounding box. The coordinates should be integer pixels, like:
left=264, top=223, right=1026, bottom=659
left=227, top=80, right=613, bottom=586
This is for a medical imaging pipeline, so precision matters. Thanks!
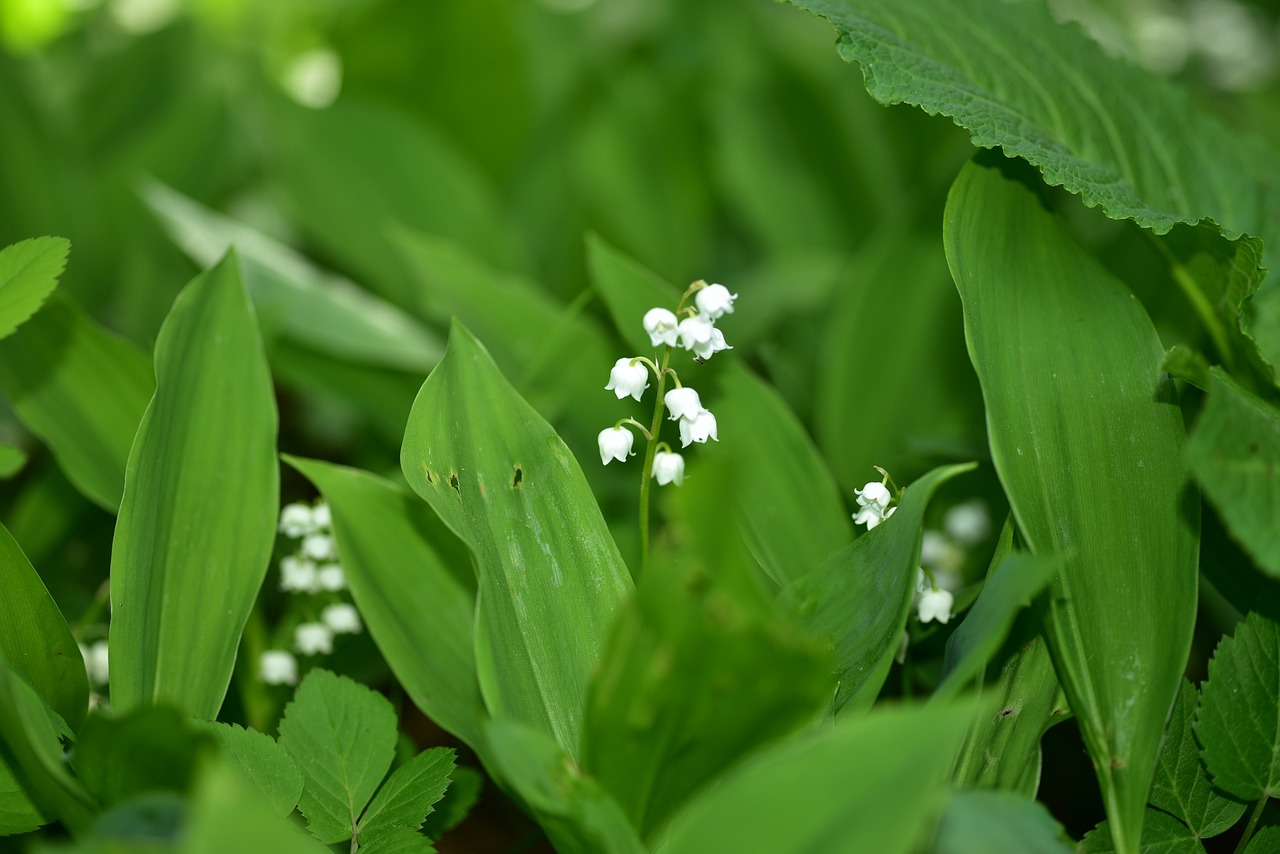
left=259, top=650, right=299, bottom=686
left=279, top=502, right=314, bottom=538
left=605, top=357, right=650, bottom=401
left=294, top=622, right=334, bottom=656
left=917, top=587, right=954, bottom=624
left=694, top=283, right=737, bottom=319
left=690, top=326, right=732, bottom=361
left=664, top=387, right=703, bottom=421
left=945, top=499, right=991, bottom=545
left=79, top=640, right=109, bottom=687
left=643, top=307, right=680, bottom=347
left=651, top=451, right=685, bottom=485
left=855, top=481, right=891, bottom=511
left=280, top=555, right=320, bottom=593
left=679, top=409, right=718, bottom=447
left=854, top=504, right=896, bottom=530
left=598, top=426, right=635, bottom=464
left=317, top=563, right=346, bottom=592
left=322, top=602, right=362, bottom=634
left=677, top=315, right=716, bottom=352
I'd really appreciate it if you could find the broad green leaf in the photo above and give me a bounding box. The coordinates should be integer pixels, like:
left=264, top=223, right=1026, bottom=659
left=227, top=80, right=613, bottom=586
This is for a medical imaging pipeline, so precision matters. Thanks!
left=277, top=669, right=398, bottom=845
left=1151, top=681, right=1246, bottom=839
left=1196, top=612, right=1280, bottom=801
left=945, top=156, right=1199, bottom=854
left=0, top=236, right=69, bottom=340
left=1188, top=369, right=1280, bottom=578
left=179, top=762, right=330, bottom=854
left=1080, top=809, right=1205, bottom=854
left=1245, top=827, right=1280, bottom=853
left=582, top=459, right=830, bottom=837
left=0, top=296, right=153, bottom=512
left=72, top=707, right=212, bottom=807
left=482, top=720, right=644, bottom=854
left=400, top=320, right=633, bottom=759
left=0, top=658, right=94, bottom=834
left=0, top=520, right=88, bottom=731
left=937, top=551, right=1061, bottom=698
left=109, top=250, right=279, bottom=720
left=934, top=790, right=1073, bottom=854
left=284, top=457, right=484, bottom=751
left=356, top=748, right=455, bottom=848
left=0, top=443, right=25, bottom=478
left=659, top=700, right=976, bottom=854
left=360, top=828, right=435, bottom=854
left=584, top=232, right=682, bottom=357
left=786, top=0, right=1280, bottom=259
left=716, top=361, right=853, bottom=588
left=141, top=180, right=443, bottom=374
left=784, top=462, right=975, bottom=715
left=190, top=722, right=303, bottom=818
left=0, top=748, right=46, bottom=835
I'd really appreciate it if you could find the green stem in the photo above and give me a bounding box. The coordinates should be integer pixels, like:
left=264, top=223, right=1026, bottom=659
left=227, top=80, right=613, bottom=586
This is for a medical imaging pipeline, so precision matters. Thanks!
left=1233, top=796, right=1270, bottom=854
left=639, top=347, right=673, bottom=574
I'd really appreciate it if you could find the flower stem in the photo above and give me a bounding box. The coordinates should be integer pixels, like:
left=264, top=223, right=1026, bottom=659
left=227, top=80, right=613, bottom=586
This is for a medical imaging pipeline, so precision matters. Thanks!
left=1233, top=796, right=1270, bottom=854
left=639, top=347, right=672, bottom=574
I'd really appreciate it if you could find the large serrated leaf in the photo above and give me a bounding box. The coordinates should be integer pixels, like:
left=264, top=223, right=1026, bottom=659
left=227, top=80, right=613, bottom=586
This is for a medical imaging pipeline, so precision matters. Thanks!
left=278, top=669, right=398, bottom=845
left=109, top=250, right=279, bottom=720
left=0, top=296, right=153, bottom=512
left=401, top=320, right=632, bottom=760
left=191, top=721, right=304, bottom=818
left=945, top=156, right=1199, bottom=854
left=357, top=748, right=455, bottom=848
left=284, top=457, right=484, bottom=752
left=0, top=236, right=69, bottom=340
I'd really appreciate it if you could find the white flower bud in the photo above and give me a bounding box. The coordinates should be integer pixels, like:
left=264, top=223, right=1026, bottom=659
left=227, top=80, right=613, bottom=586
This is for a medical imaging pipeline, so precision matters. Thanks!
left=280, top=555, right=320, bottom=593
left=279, top=503, right=314, bottom=538
left=294, top=622, right=334, bottom=656
left=598, top=426, right=634, bottom=465
left=80, top=640, right=109, bottom=687
left=854, top=481, right=891, bottom=511
left=853, top=504, right=896, bottom=531
left=945, top=500, right=991, bottom=545
left=302, top=533, right=337, bottom=562
left=664, top=387, right=703, bottom=421
left=643, top=308, right=680, bottom=348
left=678, top=409, right=718, bottom=447
left=317, top=563, right=346, bottom=591
left=677, top=315, right=716, bottom=351
left=651, top=451, right=685, bottom=486
left=605, top=357, right=650, bottom=402
left=917, top=587, right=954, bottom=624
left=690, top=326, right=732, bottom=361
left=694, top=283, right=737, bottom=319
left=259, top=650, right=298, bottom=685
left=322, top=603, right=362, bottom=635
left=311, top=503, right=332, bottom=531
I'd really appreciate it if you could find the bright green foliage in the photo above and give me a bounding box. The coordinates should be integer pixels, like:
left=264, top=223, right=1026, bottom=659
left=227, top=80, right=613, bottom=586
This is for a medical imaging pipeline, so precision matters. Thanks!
left=277, top=669, right=398, bottom=844
left=178, top=763, right=330, bottom=854
left=585, top=232, right=682, bottom=356
left=0, top=296, right=153, bottom=512
left=1245, top=828, right=1280, bottom=853
left=0, top=236, right=68, bottom=340
left=109, top=250, right=278, bottom=720
left=1189, top=370, right=1280, bottom=577
left=1080, top=809, right=1206, bottom=853
left=946, top=156, right=1199, bottom=854
left=938, top=551, right=1060, bottom=698
left=483, top=720, right=644, bottom=854
left=934, top=790, right=1073, bottom=854
left=356, top=748, right=455, bottom=849
left=72, top=708, right=212, bottom=807
left=1150, top=681, right=1245, bottom=839
left=401, top=320, right=633, bottom=760
left=0, top=521, right=87, bottom=731
left=660, top=700, right=976, bottom=853
left=1196, top=613, right=1280, bottom=801
left=785, top=462, right=975, bottom=715
left=359, top=829, right=436, bottom=854
left=191, top=722, right=303, bottom=818
left=284, top=457, right=484, bottom=751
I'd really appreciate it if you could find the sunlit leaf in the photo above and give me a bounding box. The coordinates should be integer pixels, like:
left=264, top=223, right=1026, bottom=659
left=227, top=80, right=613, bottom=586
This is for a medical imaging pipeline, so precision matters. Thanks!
left=0, top=236, right=68, bottom=340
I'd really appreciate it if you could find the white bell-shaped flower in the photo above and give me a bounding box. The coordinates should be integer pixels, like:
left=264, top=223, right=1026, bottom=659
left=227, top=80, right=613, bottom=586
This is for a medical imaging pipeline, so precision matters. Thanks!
left=691, top=327, right=732, bottom=361
left=294, top=622, right=334, bottom=656
left=643, top=308, right=680, bottom=348
left=651, top=451, right=685, bottom=486
left=302, top=533, right=337, bottom=562
left=945, top=500, right=991, bottom=545
left=280, top=556, right=320, bottom=594
left=598, top=426, right=635, bottom=465
left=79, top=640, right=109, bottom=687
left=854, top=481, right=891, bottom=511
left=259, top=650, right=298, bottom=686
left=322, top=602, right=362, bottom=635
left=917, top=587, right=954, bottom=624
left=694, top=283, right=737, bottom=319
left=853, top=504, right=896, bottom=531
left=317, top=563, right=346, bottom=591
left=678, top=409, right=718, bottom=447
left=664, top=387, right=703, bottom=421
left=677, top=315, right=716, bottom=352
left=311, top=503, right=332, bottom=531
left=605, top=357, right=650, bottom=402
left=279, top=502, right=314, bottom=538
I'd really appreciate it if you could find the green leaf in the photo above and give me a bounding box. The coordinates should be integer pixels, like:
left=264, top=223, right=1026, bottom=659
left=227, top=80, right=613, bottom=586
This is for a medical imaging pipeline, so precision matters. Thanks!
left=360, top=828, right=436, bottom=854
left=357, top=748, right=455, bottom=848
left=1196, top=612, right=1280, bottom=801
left=786, top=0, right=1280, bottom=255
left=190, top=722, right=303, bottom=818
left=0, top=520, right=88, bottom=731
left=945, top=156, right=1199, bottom=854
left=660, top=700, right=976, bottom=854
left=1151, top=680, right=1246, bottom=839
left=141, top=179, right=443, bottom=374
left=1080, top=809, right=1206, bottom=853
left=0, top=236, right=69, bottom=340
left=0, top=751, right=47, bottom=836
left=584, top=232, right=682, bottom=357
left=0, top=296, right=153, bottom=512
left=109, top=250, right=279, bottom=720
left=937, top=551, right=1061, bottom=698
left=582, top=459, right=830, bottom=837
left=277, top=669, right=398, bottom=845
left=1188, top=369, right=1280, bottom=578
left=71, top=707, right=212, bottom=807
left=934, top=790, right=1073, bottom=854
left=784, top=462, right=975, bottom=715
left=0, top=444, right=26, bottom=479
left=178, top=762, right=331, bottom=854
left=400, top=320, right=633, bottom=759
left=482, top=720, right=644, bottom=854
left=1245, top=827, right=1280, bottom=853
left=284, top=457, right=484, bottom=751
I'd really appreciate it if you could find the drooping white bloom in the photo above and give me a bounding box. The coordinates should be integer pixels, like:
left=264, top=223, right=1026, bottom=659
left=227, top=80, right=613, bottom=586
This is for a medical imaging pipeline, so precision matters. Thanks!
left=294, top=622, right=334, bottom=656
left=302, top=533, right=337, bottom=562
left=854, top=481, right=891, bottom=512
left=280, top=556, right=320, bottom=593
left=945, top=500, right=991, bottom=545
left=279, top=502, right=314, bottom=538
left=690, top=326, right=732, bottom=361
left=694, top=283, right=737, bottom=319
left=317, top=563, right=346, bottom=592
left=678, top=409, right=718, bottom=447
left=664, top=387, right=703, bottom=421
left=605, top=357, right=650, bottom=402
left=677, top=315, right=716, bottom=352
left=598, top=426, right=634, bottom=465
left=311, top=503, right=332, bottom=531
left=917, top=587, right=954, bottom=624
left=651, top=451, right=685, bottom=486
left=80, top=640, right=109, bottom=686
left=853, top=504, right=896, bottom=531
left=643, top=308, right=680, bottom=348
left=322, top=603, right=363, bottom=635
left=259, top=650, right=299, bottom=686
